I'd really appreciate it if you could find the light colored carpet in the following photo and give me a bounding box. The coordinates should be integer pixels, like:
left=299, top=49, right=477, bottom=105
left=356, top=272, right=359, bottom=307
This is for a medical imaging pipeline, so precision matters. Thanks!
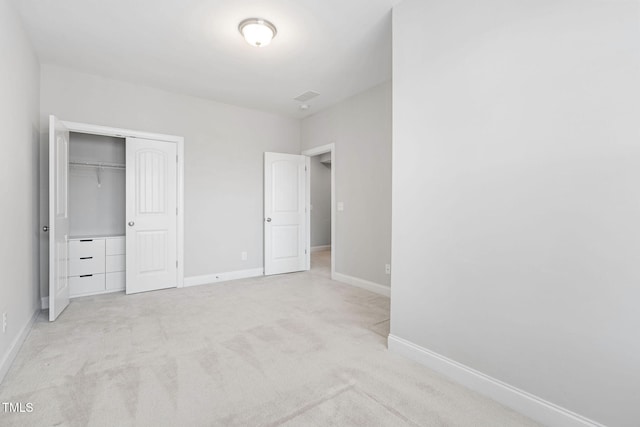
left=0, top=251, right=539, bottom=426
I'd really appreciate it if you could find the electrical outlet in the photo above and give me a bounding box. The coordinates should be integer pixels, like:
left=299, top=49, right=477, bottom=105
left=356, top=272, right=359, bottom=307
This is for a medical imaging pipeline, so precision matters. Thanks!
left=241, top=251, right=248, bottom=261
left=385, top=264, right=391, bottom=275
left=2, top=312, right=7, bottom=333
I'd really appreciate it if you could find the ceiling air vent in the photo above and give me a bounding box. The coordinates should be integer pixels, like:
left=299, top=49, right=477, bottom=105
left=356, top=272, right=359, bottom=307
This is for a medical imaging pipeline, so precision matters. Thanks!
left=294, top=91, right=320, bottom=102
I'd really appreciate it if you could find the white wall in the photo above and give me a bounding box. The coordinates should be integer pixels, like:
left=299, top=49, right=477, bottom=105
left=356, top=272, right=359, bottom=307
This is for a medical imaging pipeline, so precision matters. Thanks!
left=39, top=65, right=301, bottom=296
left=302, top=82, right=392, bottom=287
left=69, top=133, right=125, bottom=237
left=0, top=0, right=40, bottom=381
left=310, top=156, right=331, bottom=247
left=391, top=1, right=640, bottom=426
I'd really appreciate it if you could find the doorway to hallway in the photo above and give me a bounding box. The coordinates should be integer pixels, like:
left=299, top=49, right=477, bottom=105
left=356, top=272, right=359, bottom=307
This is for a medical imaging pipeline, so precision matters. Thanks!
left=303, top=143, right=335, bottom=279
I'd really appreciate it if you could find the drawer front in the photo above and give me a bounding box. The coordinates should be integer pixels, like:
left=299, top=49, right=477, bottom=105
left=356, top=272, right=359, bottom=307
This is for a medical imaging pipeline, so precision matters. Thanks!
left=106, top=272, right=126, bottom=291
left=69, top=239, right=105, bottom=259
left=69, top=257, right=105, bottom=277
left=106, top=255, right=126, bottom=273
left=106, top=237, right=125, bottom=256
left=69, top=274, right=105, bottom=296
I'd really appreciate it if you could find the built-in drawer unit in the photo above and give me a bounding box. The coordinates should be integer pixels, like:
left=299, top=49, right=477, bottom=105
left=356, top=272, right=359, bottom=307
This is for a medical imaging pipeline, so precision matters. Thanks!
left=106, top=237, right=125, bottom=256
left=69, top=257, right=105, bottom=277
left=106, top=272, right=126, bottom=291
left=69, top=274, right=106, bottom=296
left=69, top=239, right=105, bottom=260
left=106, top=255, right=125, bottom=273
left=68, top=235, right=125, bottom=297
left=105, top=237, right=126, bottom=292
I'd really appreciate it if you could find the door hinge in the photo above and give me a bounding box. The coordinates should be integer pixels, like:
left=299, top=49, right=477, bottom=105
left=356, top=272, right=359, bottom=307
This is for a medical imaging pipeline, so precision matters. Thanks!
left=176, top=260, right=178, bottom=268
left=176, top=155, right=178, bottom=163
left=176, top=207, right=178, bottom=215
left=305, top=165, right=307, bottom=172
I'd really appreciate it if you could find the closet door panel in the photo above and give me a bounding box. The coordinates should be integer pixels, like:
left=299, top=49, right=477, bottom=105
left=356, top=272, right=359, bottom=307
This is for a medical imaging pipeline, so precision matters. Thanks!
left=126, top=138, right=177, bottom=294
left=49, top=116, right=71, bottom=321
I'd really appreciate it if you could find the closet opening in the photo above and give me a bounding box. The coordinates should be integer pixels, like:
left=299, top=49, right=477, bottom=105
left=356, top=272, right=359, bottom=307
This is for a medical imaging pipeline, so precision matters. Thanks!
left=68, top=133, right=126, bottom=297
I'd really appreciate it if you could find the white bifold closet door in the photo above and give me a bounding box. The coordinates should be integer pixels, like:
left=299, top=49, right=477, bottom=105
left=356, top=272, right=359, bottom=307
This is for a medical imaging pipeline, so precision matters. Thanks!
left=126, top=137, right=178, bottom=294
left=48, top=116, right=71, bottom=321
left=264, top=152, right=310, bottom=275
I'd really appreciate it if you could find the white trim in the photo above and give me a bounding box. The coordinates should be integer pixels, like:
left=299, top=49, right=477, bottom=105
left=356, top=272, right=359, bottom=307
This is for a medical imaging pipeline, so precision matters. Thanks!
left=305, top=156, right=311, bottom=270
left=0, top=309, right=39, bottom=384
left=387, top=335, right=606, bottom=427
left=311, top=245, right=331, bottom=253
left=184, top=268, right=264, bottom=287
left=61, top=121, right=182, bottom=143
left=59, top=119, right=185, bottom=290
left=333, top=272, right=390, bottom=297
left=176, top=138, right=185, bottom=287
left=70, top=289, right=124, bottom=299
left=302, top=143, right=336, bottom=280
left=302, top=143, right=334, bottom=157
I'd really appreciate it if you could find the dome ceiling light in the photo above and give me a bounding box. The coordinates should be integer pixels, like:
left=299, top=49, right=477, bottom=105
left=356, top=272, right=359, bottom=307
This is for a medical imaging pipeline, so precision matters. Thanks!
left=238, top=18, right=277, bottom=48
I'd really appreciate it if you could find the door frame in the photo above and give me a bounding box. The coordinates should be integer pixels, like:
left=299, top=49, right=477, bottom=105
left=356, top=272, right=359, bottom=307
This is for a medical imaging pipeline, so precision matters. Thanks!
left=59, top=120, right=185, bottom=287
left=301, top=143, right=335, bottom=280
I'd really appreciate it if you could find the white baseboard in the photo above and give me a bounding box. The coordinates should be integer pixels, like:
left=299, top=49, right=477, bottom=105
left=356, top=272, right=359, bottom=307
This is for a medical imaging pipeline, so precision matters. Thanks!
left=41, top=269, right=264, bottom=302
left=333, top=272, right=390, bottom=297
left=387, top=335, right=605, bottom=427
left=0, top=309, right=39, bottom=384
left=311, top=245, right=331, bottom=253
left=184, top=268, right=264, bottom=287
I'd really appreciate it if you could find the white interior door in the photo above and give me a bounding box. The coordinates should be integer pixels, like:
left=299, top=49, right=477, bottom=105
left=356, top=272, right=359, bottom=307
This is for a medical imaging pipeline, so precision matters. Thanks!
left=49, top=116, right=70, bottom=321
left=264, top=152, right=309, bottom=275
left=126, top=137, right=178, bottom=294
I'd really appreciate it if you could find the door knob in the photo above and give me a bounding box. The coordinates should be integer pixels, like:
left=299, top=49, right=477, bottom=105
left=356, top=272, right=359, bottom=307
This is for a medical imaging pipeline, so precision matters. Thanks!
left=42, top=225, right=49, bottom=232
left=128, top=221, right=135, bottom=227
left=265, top=218, right=272, bottom=222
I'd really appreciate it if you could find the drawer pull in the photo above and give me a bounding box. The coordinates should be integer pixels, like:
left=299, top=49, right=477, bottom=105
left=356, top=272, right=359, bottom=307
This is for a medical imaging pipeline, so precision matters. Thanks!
left=80, top=239, right=93, bottom=242
left=80, top=257, right=93, bottom=260
left=80, top=274, right=93, bottom=278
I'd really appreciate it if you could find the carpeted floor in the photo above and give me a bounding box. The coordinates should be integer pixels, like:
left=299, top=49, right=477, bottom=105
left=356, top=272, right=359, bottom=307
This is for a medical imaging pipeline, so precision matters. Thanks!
left=0, top=251, right=539, bottom=426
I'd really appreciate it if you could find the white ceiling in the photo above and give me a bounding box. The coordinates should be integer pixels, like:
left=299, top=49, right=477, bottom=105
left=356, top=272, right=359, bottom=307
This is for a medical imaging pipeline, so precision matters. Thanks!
left=12, top=0, right=400, bottom=118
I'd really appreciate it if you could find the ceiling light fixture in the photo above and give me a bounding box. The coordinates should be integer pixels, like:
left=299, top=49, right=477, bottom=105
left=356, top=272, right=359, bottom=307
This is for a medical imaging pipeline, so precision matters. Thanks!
left=238, top=18, right=277, bottom=48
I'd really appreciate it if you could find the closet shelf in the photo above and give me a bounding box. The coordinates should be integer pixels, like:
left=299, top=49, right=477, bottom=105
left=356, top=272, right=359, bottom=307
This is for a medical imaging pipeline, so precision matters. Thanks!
left=70, top=161, right=125, bottom=170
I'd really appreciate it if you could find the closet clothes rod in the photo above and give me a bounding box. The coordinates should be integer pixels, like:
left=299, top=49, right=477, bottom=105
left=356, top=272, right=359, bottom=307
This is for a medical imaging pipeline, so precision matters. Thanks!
left=69, top=161, right=125, bottom=170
